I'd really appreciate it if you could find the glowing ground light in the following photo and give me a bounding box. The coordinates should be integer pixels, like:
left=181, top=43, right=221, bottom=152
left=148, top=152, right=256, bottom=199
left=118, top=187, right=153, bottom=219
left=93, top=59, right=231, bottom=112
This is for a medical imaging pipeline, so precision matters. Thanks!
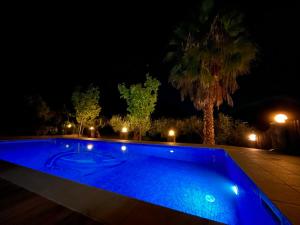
left=205, top=194, right=215, bottom=203
left=168, top=129, right=175, bottom=136
left=87, top=144, right=93, bottom=150
left=232, top=185, right=239, bottom=195
left=170, top=150, right=174, bottom=153
left=67, top=124, right=72, bottom=128
left=121, top=127, right=128, bottom=133
left=248, top=133, right=257, bottom=142
left=274, top=114, right=288, bottom=123
left=121, top=145, right=127, bottom=151
left=89, top=126, right=95, bottom=130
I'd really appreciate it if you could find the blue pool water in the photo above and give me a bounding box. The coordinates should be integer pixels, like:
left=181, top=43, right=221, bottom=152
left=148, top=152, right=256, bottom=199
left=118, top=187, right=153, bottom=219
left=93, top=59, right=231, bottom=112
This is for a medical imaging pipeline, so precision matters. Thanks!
left=0, top=139, right=291, bottom=225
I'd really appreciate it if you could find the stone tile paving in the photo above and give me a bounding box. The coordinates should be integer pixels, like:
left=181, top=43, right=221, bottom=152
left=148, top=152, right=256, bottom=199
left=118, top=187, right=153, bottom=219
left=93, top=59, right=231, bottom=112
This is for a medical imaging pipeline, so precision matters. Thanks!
left=223, top=146, right=300, bottom=224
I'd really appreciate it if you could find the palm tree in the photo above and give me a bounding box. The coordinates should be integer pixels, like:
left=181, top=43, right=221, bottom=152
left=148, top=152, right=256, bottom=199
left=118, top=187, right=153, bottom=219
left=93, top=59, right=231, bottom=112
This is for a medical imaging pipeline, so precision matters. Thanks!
left=166, top=3, right=257, bottom=145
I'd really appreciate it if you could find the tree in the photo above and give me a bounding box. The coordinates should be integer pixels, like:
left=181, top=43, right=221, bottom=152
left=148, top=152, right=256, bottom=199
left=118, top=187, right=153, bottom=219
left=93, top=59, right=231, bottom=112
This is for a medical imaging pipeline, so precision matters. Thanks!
left=166, top=0, right=257, bottom=144
left=24, top=94, right=57, bottom=135
left=118, top=75, right=160, bottom=140
left=71, top=84, right=101, bottom=136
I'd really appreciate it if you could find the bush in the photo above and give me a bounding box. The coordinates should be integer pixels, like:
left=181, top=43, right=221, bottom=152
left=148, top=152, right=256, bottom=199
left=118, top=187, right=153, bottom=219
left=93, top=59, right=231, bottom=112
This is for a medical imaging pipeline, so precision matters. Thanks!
left=109, top=115, right=131, bottom=133
left=231, top=120, right=254, bottom=147
left=215, top=113, right=233, bottom=144
left=149, top=116, right=203, bottom=141
left=215, top=113, right=254, bottom=146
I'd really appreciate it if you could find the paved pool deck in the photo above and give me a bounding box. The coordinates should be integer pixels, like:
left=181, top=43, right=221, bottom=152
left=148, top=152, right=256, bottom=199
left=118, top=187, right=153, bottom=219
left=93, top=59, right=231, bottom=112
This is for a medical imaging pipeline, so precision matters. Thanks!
left=1, top=135, right=300, bottom=224
left=222, top=145, right=300, bottom=225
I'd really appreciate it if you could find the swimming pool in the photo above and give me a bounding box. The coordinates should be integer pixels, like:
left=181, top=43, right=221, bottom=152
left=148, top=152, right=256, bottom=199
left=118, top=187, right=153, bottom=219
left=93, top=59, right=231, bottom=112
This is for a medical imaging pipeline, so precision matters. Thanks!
left=0, top=139, right=291, bottom=225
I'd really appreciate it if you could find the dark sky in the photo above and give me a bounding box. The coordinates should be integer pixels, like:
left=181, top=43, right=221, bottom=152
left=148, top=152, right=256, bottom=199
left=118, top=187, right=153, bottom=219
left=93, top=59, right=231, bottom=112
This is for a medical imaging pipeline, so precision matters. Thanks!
left=1, top=0, right=300, bottom=132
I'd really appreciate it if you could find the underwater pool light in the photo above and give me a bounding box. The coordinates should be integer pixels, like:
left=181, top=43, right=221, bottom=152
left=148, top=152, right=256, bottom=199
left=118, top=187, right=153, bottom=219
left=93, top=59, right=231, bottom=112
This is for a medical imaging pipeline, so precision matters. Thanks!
left=232, top=185, right=239, bottom=195
left=170, top=150, right=174, bottom=153
left=205, top=194, right=215, bottom=203
left=121, top=145, right=127, bottom=151
left=87, top=144, right=93, bottom=150
left=65, top=144, right=70, bottom=148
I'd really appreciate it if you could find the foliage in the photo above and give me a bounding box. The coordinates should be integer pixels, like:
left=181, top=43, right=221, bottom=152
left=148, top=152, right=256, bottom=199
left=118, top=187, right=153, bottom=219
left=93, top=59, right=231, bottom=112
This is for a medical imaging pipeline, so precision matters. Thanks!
left=181, top=116, right=203, bottom=138
left=109, top=115, right=131, bottom=133
left=71, top=84, right=101, bottom=135
left=149, top=116, right=203, bottom=140
left=25, top=95, right=53, bottom=122
left=118, top=74, right=160, bottom=140
left=215, top=113, right=254, bottom=146
left=149, top=118, right=179, bottom=138
left=166, top=0, right=257, bottom=144
left=85, top=117, right=105, bottom=129
left=23, top=94, right=62, bottom=135
left=150, top=114, right=253, bottom=146
left=128, top=115, right=151, bottom=140
left=231, top=120, right=253, bottom=146
left=215, top=113, right=233, bottom=144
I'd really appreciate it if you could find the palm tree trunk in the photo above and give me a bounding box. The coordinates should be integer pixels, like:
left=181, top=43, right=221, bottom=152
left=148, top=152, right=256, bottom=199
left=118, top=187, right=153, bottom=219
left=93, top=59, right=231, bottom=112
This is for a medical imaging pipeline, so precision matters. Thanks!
left=203, top=102, right=215, bottom=145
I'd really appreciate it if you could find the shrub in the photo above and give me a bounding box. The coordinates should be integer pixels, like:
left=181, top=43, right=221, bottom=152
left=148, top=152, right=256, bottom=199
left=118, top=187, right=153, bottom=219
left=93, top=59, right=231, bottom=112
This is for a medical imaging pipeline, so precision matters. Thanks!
left=109, top=115, right=131, bottom=133
left=149, top=116, right=203, bottom=141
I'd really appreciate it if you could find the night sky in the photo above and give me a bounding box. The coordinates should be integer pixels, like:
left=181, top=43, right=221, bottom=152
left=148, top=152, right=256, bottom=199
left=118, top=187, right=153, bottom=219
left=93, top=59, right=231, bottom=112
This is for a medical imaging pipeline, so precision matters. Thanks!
left=1, top=0, right=300, bottom=133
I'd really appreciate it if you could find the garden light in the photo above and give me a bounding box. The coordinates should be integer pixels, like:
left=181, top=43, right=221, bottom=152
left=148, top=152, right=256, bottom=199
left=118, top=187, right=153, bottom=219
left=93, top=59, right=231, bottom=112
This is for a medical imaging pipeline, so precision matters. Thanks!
left=67, top=124, right=72, bottom=128
left=168, top=129, right=175, bottom=137
left=274, top=114, right=288, bottom=124
left=121, top=127, right=128, bottom=133
left=89, top=126, right=95, bottom=130
left=248, top=133, right=257, bottom=142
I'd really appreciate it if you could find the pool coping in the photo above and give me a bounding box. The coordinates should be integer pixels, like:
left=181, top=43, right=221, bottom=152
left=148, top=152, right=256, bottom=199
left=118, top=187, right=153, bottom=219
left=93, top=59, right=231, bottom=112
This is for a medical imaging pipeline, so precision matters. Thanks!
left=1, top=136, right=299, bottom=224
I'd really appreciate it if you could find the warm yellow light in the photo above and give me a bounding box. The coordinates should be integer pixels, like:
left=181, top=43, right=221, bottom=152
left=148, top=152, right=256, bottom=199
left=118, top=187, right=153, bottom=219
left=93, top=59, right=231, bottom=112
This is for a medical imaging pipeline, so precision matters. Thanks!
left=248, top=133, right=257, bottom=142
left=274, top=114, right=288, bottom=123
left=67, top=124, right=72, bottom=128
left=168, top=129, right=175, bottom=137
left=89, top=126, right=95, bottom=130
left=121, top=127, right=128, bottom=133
